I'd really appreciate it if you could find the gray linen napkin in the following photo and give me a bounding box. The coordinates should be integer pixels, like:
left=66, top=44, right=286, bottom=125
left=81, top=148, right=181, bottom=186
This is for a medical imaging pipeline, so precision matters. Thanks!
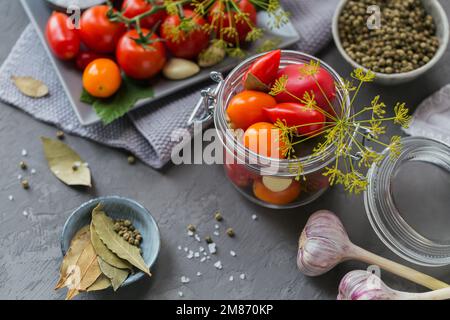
left=0, top=0, right=338, bottom=169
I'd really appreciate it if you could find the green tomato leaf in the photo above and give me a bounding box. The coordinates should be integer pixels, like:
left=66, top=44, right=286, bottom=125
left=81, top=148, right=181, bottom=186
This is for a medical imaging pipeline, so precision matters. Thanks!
left=80, top=77, right=154, bottom=125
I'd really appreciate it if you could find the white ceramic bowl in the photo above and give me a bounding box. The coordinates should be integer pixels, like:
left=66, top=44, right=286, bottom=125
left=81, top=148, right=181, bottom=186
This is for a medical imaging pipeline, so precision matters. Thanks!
left=332, top=0, right=449, bottom=85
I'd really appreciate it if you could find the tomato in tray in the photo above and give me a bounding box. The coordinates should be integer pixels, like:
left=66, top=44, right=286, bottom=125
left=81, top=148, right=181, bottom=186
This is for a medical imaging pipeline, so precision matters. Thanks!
left=45, top=12, right=80, bottom=60
left=116, top=29, right=167, bottom=79
left=79, top=5, right=125, bottom=54
left=122, top=0, right=167, bottom=29
left=160, top=9, right=209, bottom=60
left=82, top=58, right=122, bottom=98
left=208, top=0, right=257, bottom=45
left=76, top=51, right=111, bottom=71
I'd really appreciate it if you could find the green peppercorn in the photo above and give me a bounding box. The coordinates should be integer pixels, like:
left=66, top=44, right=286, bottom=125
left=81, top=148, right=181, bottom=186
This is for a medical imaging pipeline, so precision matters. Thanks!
left=128, top=156, right=136, bottom=165
left=187, top=224, right=196, bottom=232
left=226, top=228, right=235, bottom=238
left=20, top=161, right=27, bottom=170
left=21, top=180, right=30, bottom=190
left=123, top=233, right=130, bottom=241
left=214, top=212, right=223, bottom=221
left=56, top=131, right=65, bottom=140
left=205, top=236, right=213, bottom=244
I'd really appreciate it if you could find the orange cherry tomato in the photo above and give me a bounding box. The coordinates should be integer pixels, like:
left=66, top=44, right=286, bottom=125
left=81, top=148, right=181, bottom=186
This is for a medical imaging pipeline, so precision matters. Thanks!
left=82, top=58, right=122, bottom=98
left=243, top=122, right=285, bottom=159
left=227, top=90, right=277, bottom=130
left=253, top=178, right=301, bottom=205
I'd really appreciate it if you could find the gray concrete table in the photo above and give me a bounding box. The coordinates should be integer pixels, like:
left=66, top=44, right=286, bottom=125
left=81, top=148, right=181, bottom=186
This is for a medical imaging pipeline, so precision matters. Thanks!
left=0, top=0, right=449, bottom=300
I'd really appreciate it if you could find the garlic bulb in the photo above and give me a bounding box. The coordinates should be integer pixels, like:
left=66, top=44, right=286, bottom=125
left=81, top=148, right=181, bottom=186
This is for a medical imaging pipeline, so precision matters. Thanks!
left=297, top=210, right=351, bottom=276
left=338, top=270, right=450, bottom=300
left=297, top=210, right=448, bottom=290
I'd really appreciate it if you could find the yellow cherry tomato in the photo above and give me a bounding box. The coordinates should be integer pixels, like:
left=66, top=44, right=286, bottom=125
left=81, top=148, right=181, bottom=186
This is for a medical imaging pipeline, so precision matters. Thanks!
left=253, top=178, right=301, bottom=205
left=82, top=58, right=122, bottom=98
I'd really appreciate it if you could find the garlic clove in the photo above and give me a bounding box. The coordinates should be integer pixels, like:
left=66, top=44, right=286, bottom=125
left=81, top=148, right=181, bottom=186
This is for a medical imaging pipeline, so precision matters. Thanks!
left=297, top=210, right=351, bottom=276
left=163, top=58, right=200, bottom=80
left=262, top=176, right=293, bottom=192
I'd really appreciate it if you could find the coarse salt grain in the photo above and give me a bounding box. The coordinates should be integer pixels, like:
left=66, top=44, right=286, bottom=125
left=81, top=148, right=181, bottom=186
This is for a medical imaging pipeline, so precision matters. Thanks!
left=213, top=231, right=220, bottom=236
left=194, top=234, right=201, bottom=242
left=199, top=247, right=205, bottom=252
left=252, top=214, right=258, bottom=220
left=214, top=261, right=223, bottom=270
left=188, top=230, right=194, bottom=237
left=240, top=274, right=246, bottom=280
left=8, top=195, right=14, bottom=201
left=177, top=246, right=182, bottom=251
left=206, top=256, right=211, bottom=260
left=215, top=224, right=219, bottom=229
left=31, top=169, right=36, bottom=175
left=230, top=251, right=236, bottom=257
left=187, top=251, right=194, bottom=259
left=23, top=211, right=28, bottom=217
left=194, top=252, right=200, bottom=258
left=208, top=243, right=217, bottom=254
left=184, top=247, right=188, bottom=252
left=229, top=276, right=234, bottom=281
left=181, top=276, right=190, bottom=284
left=200, top=257, right=206, bottom=262
left=21, top=149, right=27, bottom=156
left=196, top=272, right=202, bottom=277
left=18, top=175, right=23, bottom=180
left=178, top=291, right=184, bottom=297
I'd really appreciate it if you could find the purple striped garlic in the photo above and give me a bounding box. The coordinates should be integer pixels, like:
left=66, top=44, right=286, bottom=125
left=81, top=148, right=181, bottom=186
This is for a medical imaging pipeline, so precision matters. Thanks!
left=338, top=270, right=450, bottom=300
left=297, top=210, right=352, bottom=276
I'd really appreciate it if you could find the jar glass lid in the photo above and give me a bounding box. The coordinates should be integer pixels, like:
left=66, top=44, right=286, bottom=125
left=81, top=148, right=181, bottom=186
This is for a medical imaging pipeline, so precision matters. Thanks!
left=364, top=137, right=450, bottom=266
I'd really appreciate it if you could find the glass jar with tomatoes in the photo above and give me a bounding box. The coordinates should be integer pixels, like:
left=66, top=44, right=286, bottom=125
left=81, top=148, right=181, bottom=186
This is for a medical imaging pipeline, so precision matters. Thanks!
left=190, top=50, right=351, bottom=209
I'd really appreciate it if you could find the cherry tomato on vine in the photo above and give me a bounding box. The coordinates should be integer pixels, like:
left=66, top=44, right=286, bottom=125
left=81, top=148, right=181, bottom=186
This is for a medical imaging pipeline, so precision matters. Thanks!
left=243, top=50, right=281, bottom=90
left=208, top=0, right=257, bottom=44
left=45, top=12, right=80, bottom=60
left=274, top=64, right=337, bottom=117
left=75, top=51, right=111, bottom=71
left=160, top=9, right=209, bottom=60
left=243, top=122, right=285, bottom=159
left=253, top=178, right=301, bottom=205
left=227, top=90, right=276, bottom=130
left=116, top=29, right=167, bottom=79
left=122, top=0, right=167, bottom=29
left=263, top=102, right=326, bottom=136
left=82, top=58, right=122, bottom=98
left=79, top=5, right=125, bottom=53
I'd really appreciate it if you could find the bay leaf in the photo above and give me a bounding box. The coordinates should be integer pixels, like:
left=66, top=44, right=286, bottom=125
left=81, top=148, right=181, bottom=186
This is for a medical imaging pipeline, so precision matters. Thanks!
left=91, top=204, right=151, bottom=276
left=76, top=242, right=102, bottom=292
left=90, top=222, right=132, bottom=270
left=66, top=289, right=80, bottom=300
left=97, top=257, right=129, bottom=291
left=11, top=76, right=49, bottom=98
left=41, top=137, right=92, bottom=187
left=86, top=274, right=111, bottom=292
left=55, top=225, right=90, bottom=290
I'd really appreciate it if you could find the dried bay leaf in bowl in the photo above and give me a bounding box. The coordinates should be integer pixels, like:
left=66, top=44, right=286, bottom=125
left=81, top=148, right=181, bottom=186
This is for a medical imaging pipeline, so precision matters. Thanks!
left=91, top=204, right=151, bottom=276
left=97, top=257, right=129, bottom=291
left=11, top=76, right=49, bottom=98
left=55, top=225, right=90, bottom=290
left=86, top=274, right=111, bottom=292
left=91, top=222, right=132, bottom=271
left=41, top=137, right=92, bottom=187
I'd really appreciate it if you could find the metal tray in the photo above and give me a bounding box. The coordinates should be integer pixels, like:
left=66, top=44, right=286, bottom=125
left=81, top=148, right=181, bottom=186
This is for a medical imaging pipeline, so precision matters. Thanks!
left=21, top=0, right=300, bottom=126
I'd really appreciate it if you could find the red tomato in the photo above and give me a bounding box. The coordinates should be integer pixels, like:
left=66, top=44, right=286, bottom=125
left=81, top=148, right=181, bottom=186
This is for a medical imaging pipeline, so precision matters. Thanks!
left=122, top=0, right=167, bottom=29
left=79, top=5, right=125, bottom=53
left=227, top=91, right=277, bottom=130
left=45, top=12, right=80, bottom=60
left=75, top=51, right=111, bottom=70
left=243, top=122, right=285, bottom=159
left=208, top=0, right=257, bottom=44
left=263, top=102, right=326, bottom=136
left=243, top=50, right=281, bottom=90
left=116, top=29, right=167, bottom=79
left=224, top=163, right=256, bottom=188
left=160, top=9, right=209, bottom=59
left=274, top=64, right=337, bottom=116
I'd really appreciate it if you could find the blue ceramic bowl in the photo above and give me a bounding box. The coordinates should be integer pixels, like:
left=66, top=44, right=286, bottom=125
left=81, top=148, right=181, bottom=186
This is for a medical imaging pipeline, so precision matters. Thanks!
left=61, top=196, right=161, bottom=287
